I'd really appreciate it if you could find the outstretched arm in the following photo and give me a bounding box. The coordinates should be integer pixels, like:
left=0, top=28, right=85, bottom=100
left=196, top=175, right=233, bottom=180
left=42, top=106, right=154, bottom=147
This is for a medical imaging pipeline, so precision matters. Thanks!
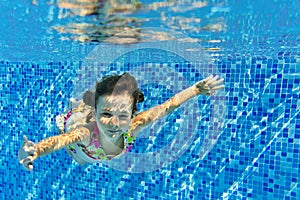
left=18, top=127, right=90, bottom=170
left=129, top=75, right=224, bottom=135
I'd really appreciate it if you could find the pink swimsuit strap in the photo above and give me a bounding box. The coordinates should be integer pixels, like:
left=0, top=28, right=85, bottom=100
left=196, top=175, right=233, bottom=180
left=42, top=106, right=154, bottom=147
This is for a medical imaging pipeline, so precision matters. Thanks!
left=93, top=123, right=99, bottom=136
left=89, top=123, right=101, bottom=148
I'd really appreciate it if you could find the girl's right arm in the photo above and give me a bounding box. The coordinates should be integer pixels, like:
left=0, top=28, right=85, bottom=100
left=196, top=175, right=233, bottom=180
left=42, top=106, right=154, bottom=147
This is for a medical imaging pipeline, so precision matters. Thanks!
left=129, top=75, right=224, bottom=135
left=18, top=127, right=90, bottom=171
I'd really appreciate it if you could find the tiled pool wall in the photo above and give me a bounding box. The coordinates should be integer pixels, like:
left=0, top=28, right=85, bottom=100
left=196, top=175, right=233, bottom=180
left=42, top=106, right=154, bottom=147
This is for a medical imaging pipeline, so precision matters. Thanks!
left=1, top=54, right=299, bottom=199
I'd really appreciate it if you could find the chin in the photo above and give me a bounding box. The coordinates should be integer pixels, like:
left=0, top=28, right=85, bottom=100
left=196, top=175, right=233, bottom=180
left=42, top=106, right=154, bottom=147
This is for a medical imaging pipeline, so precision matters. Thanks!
left=106, top=132, right=120, bottom=138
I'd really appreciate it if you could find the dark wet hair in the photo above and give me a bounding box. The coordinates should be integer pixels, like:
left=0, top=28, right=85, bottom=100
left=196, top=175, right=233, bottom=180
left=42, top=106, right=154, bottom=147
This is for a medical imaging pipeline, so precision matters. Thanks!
left=83, top=73, right=144, bottom=115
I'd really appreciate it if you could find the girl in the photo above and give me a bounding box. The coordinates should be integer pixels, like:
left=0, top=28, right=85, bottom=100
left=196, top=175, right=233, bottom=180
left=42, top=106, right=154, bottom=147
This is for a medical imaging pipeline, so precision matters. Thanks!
left=18, top=73, right=224, bottom=170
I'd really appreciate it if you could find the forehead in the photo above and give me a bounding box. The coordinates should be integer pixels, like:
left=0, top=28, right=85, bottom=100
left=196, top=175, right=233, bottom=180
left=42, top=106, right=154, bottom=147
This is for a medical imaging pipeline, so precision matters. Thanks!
left=96, top=94, right=133, bottom=112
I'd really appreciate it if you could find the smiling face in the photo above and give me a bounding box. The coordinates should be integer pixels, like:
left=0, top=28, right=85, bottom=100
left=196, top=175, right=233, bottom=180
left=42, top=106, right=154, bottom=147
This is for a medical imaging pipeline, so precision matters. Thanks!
left=95, top=93, right=133, bottom=139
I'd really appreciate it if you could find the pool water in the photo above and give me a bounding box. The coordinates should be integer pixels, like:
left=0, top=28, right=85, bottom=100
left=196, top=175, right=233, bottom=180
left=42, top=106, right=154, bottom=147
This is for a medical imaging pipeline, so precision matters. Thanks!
left=1, top=0, right=299, bottom=199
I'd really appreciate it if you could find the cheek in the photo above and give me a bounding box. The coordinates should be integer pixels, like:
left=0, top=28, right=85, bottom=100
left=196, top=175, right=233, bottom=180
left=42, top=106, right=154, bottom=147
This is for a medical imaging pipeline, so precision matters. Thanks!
left=98, top=117, right=109, bottom=125
left=119, top=119, right=131, bottom=128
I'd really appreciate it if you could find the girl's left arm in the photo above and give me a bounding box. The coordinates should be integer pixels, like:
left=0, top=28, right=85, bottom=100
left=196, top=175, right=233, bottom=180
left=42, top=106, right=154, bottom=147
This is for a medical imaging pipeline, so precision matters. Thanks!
left=129, top=75, right=224, bottom=135
left=18, top=126, right=90, bottom=170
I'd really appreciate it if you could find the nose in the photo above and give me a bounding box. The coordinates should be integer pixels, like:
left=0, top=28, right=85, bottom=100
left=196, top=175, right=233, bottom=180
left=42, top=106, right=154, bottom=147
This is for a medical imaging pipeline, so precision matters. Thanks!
left=109, top=116, right=119, bottom=128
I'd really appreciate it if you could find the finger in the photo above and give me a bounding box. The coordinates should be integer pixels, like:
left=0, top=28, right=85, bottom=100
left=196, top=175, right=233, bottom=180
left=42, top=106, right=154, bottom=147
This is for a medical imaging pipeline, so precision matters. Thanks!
left=23, top=135, right=28, bottom=142
left=20, top=155, right=36, bottom=164
left=210, top=78, right=224, bottom=87
left=27, top=163, right=33, bottom=170
left=206, top=75, right=219, bottom=85
left=24, top=146, right=35, bottom=155
left=22, top=161, right=36, bottom=170
left=202, top=75, right=214, bottom=83
left=23, top=145, right=30, bottom=152
left=29, top=148, right=35, bottom=156
left=23, top=144, right=34, bottom=152
left=196, top=75, right=213, bottom=85
left=22, top=135, right=28, bottom=147
left=208, top=90, right=216, bottom=96
left=211, top=85, right=225, bottom=90
left=27, top=141, right=35, bottom=148
left=20, top=157, right=31, bottom=164
left=23, top=162, right=33, bottom=171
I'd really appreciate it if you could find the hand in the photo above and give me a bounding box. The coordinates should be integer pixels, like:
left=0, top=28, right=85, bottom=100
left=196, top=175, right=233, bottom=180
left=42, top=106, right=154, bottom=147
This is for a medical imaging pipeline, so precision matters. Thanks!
left=18, top=135, right=38, bottom=171
left=194, top=75, right=225, bottom=96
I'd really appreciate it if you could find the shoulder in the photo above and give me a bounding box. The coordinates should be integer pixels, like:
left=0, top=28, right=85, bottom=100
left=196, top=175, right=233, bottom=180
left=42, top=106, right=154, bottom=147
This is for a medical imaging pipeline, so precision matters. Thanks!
left=129, top=111, right=152, bottom=135
left=131, top=111, right=148, bottom=124
left=79, top=121, right=95, bottom=133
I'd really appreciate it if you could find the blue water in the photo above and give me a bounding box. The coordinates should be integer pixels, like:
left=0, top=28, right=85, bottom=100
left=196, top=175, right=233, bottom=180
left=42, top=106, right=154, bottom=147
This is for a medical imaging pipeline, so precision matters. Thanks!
left=1, top=0, right=299, bottom=199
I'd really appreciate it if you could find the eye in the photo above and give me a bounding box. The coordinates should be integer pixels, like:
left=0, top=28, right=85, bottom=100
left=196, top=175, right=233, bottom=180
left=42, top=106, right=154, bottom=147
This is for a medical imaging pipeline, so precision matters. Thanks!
left=119, top=115, right=129, bottom=120
left=101, top=112, right=112, bottom=118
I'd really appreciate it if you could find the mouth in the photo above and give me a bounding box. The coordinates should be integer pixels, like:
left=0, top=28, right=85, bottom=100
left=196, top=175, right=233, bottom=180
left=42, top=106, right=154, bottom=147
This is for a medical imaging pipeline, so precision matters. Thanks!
left=107, top=130, right=121, bottom=136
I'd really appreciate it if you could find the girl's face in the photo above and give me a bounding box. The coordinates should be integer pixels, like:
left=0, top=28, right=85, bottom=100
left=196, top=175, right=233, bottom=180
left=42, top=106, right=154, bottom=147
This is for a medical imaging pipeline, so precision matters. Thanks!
left=95, top=93, right=133, bottom=139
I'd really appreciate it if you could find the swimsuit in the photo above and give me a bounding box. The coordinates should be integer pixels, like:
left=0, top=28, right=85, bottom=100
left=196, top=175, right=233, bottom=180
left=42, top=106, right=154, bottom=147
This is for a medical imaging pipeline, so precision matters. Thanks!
left=67, top=123, right=136, bottom=162
left=57, top=105, right=136, bottom=163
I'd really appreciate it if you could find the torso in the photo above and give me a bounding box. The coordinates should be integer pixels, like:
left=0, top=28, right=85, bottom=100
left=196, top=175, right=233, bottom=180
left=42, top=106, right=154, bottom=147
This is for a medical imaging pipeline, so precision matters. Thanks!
left=60, top=105, right=136, bottom=164
left=66, top=121, right=135, bottom=163
left=83, top=122, right=124, bottom=156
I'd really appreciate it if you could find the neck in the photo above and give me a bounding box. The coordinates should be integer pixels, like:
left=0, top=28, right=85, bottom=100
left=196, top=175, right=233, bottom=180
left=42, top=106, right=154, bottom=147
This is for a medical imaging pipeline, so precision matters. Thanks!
left=107, top=133, right=122, bottom=144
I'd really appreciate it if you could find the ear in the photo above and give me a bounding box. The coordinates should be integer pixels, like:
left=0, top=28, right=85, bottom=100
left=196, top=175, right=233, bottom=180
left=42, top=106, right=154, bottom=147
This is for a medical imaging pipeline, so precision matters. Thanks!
left=138, top=92, right=144, bottom=102
left=134, top=88, right=144, bottom=103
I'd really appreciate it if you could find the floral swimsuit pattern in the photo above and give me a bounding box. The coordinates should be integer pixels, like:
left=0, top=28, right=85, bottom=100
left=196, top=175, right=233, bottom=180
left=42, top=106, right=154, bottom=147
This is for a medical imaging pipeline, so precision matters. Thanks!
left=67, top=123, right=136, bottom=160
